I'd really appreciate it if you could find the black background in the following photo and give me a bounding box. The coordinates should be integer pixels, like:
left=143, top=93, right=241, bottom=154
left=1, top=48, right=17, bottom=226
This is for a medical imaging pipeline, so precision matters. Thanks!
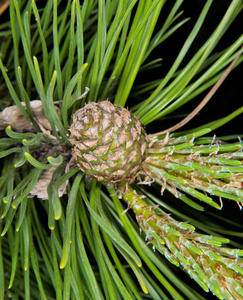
left=144, top=0, right=242, bottom=136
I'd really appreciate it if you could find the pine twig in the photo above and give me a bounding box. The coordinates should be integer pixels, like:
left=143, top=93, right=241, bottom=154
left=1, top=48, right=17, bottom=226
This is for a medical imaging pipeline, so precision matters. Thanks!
left=121, top=184, right=243, bottom=300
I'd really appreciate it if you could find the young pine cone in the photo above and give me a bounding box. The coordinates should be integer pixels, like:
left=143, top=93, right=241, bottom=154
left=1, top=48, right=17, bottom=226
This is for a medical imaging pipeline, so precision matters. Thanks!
left=69, top=101, right=148, bottom=183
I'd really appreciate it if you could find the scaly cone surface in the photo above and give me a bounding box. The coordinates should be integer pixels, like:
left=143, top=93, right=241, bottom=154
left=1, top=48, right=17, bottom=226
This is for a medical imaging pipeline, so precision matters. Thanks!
left=69, top=101, right=148, bottom=183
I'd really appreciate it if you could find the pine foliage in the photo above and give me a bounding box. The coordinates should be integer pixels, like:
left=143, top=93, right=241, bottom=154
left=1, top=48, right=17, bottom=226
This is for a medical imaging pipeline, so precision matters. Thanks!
left=0, top=1, right=243, bottom=299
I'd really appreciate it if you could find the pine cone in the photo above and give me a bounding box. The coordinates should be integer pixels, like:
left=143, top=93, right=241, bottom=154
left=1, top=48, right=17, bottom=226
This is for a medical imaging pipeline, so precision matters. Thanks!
left=69, top=101, right=148, bottom=183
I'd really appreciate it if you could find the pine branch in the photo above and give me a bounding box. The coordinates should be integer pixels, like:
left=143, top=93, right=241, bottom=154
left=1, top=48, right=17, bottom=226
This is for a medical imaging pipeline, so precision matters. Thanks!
left=121, top=184, right=243, bottom=299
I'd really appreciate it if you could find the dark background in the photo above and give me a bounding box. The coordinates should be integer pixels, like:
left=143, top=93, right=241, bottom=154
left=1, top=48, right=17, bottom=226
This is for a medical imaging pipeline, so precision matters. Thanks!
left=145, top=0, right=242, bottom=136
